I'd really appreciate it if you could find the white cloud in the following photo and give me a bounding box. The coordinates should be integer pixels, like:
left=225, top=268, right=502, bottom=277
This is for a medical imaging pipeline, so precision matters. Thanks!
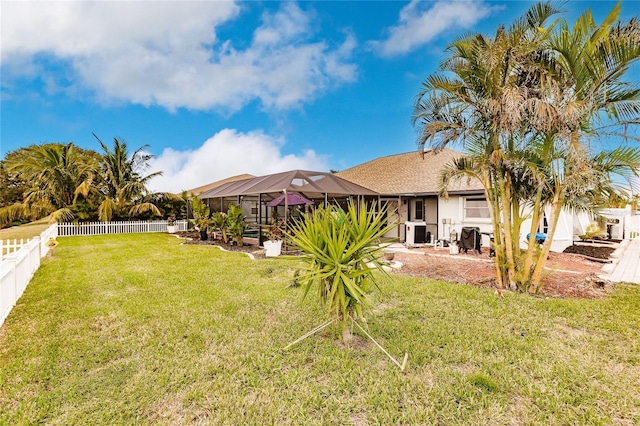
left=370, top=0, right=496, bottom=57
left=1, top=2, right=356, bottom=112
left=147, top=128, right=329, bottom=193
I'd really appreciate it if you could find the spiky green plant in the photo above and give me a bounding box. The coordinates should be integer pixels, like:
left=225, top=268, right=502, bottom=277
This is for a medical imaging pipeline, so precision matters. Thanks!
left=226, top=204, right=246, bottom=245
left=211, top=212, right=228, bottom=243
left=189, top=196, right=212, bottom=240
left=287, top=201, right=395, bottom=341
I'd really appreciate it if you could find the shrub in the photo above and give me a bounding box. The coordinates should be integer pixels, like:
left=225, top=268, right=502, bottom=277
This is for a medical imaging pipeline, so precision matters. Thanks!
left=287, top=201, right=394, bottom=341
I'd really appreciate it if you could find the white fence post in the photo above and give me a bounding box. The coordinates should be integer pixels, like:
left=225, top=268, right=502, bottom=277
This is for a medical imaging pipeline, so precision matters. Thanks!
left=0, top=223, right=58, bottom=328
left=0, top=255, right=17, bottom=327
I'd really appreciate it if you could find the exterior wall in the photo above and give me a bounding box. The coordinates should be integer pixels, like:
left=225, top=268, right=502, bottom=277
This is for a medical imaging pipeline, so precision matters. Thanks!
left=399, top=199, right=408, bottom=241
left=381, top=199, right=401, bottom=239
left=573, top=211, right=591, bottom=237
left=403, top=196, right=640, bottom=250
left=425, top=197, right=438, bottom=239
left=579, top=206, right=640, bottom=240
left=520, top=206, right=574, bottom=253
left=598, top=206, right=631, bottom=239
left=438, top=196, right=493, bottom=247
left=395, top=194, right=578, bottom=253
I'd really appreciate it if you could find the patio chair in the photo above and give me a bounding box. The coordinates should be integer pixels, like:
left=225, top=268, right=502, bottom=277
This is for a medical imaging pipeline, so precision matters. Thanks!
left=459, top=227, right=481, bottom=254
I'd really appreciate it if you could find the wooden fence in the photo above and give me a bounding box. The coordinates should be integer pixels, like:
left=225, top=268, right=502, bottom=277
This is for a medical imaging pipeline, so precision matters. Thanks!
left=0, top=223, right=58, bottom=328
left=58, top=220, right=188, bottom=236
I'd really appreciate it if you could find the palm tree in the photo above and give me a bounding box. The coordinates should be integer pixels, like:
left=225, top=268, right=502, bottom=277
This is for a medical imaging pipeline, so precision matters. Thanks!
left=414, top=1, right=640, bottom=292
left=524, top=4, right=640, bottom=289
left=414, top=2, right=562, bottom=289
left=90, top=134, right=163, bottom=222
left=0, top=143, right=98, bottom=225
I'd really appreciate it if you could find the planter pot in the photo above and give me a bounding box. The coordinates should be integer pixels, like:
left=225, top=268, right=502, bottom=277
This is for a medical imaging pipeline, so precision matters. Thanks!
left=263, top=240, right=283, bottom=257
left=167, top=225, right=177, bottom=234
left=199, top=229, right=208, bottom=241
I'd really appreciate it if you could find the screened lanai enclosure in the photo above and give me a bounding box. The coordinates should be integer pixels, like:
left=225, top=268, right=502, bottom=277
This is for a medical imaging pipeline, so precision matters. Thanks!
left=197, top=170, right=380, bottom=245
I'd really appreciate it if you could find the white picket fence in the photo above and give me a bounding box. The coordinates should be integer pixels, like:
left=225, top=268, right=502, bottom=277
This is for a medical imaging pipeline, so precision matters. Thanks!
left=0, top=223, right=58, bottom=328
left=58, top=220, right=188, bottom=236
left=1, top=239, right=28, bottom=260
left=1, top=220, right=188, bottom=328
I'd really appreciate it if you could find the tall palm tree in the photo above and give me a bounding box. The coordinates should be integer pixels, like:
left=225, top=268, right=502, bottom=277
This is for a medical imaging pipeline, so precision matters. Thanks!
left=414, top=2, right=561, bottom=289
left=90, top=134, right=164, bottom=222
left=0, top=143, right=98, bottom=224
left=414, top=1, right=640, bottom=292
left=524, top=5, right=640, bottom=288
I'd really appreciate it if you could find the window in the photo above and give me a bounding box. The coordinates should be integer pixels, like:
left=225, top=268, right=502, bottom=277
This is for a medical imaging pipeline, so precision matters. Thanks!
left=414, top=200, right=424, bottom=221
left=464, top=197, right=490, bottom=219
left=539, top=213, right=549, bottom=233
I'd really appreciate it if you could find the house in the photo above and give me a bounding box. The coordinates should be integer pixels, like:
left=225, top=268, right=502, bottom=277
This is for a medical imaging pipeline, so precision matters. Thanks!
left=187, top=173, right=255, bottom=197
left=192, top=150, right=591, bottom=252
left=336, top=149, right=493, bottom=246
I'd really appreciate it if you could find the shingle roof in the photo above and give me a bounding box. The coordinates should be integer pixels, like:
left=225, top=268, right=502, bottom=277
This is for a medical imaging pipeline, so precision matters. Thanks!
left=187, top=173, right=255, bottom=196
left=336, top=149, right=484, bottom=196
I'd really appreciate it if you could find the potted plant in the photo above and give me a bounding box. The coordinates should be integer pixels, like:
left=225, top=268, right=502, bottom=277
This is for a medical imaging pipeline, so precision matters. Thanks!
left=166, top=215, right=177, bottom=234
left=263, top=219, right=284, bottom=256
left=196, top=217, right=211, bottom=241
left=190, top=196, right=212, bottom=241
left=211, top=212, right=229, bottom=243
left=226, top=204, right=246, bottom=246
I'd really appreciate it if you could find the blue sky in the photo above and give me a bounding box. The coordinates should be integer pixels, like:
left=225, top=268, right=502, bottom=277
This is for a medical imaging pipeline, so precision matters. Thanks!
left=1, top=1, right=637, bottom=192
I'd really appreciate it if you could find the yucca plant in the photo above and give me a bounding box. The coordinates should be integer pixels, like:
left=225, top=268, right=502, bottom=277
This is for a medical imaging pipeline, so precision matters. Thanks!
left=287, top=201, right=394, bottom=342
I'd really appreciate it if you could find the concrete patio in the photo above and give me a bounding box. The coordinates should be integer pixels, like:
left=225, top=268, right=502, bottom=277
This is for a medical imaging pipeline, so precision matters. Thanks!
left=600, top=237, right=640, bottom=284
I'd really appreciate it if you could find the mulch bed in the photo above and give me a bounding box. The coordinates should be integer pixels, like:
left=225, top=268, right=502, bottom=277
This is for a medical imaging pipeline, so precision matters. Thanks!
left=177, top=231, right=267, bottom=258
left=390, top=244, right=615, bottom=299
left=563, top=243, right=616, bottom=259
left=176, top=231, right=618, bottom=299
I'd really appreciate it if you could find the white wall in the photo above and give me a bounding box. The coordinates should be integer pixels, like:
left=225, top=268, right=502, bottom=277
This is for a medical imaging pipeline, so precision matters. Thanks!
left=392, top=194, right=589, bottom=252
left=573, top=211, right=591, bottom=237
left=520, top=206, right=574, bottom=253
left=382, top=199, right=400, bottom=239
left=439, top=196, right=576, bottom=252
left=598, top=206, right=632, bottom=239
left=438, top=196, right=493, bottom=246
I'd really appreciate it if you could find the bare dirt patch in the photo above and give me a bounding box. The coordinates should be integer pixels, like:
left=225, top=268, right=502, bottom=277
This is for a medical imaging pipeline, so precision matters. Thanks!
left=390, top=245, right=615, bottom=299
left=177, top=231, right=617, bottom=299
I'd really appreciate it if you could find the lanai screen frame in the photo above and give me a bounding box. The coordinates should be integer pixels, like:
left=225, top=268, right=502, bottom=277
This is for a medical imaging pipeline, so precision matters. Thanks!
left=198, top=170, right=380, bottom=242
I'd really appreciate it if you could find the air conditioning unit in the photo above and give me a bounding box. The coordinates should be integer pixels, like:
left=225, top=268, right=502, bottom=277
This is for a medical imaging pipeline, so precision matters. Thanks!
left=405, top=221, right=427, bottom=246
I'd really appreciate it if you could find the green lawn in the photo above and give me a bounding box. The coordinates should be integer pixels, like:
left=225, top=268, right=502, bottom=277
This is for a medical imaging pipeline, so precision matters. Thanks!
left=1, top=233, right=639, bottom=425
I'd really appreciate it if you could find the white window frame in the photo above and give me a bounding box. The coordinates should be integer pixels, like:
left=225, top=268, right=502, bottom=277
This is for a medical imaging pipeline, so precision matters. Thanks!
left=464, top=197, right=491, bottom=221
left=413, top=199, right=424, bottom=221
